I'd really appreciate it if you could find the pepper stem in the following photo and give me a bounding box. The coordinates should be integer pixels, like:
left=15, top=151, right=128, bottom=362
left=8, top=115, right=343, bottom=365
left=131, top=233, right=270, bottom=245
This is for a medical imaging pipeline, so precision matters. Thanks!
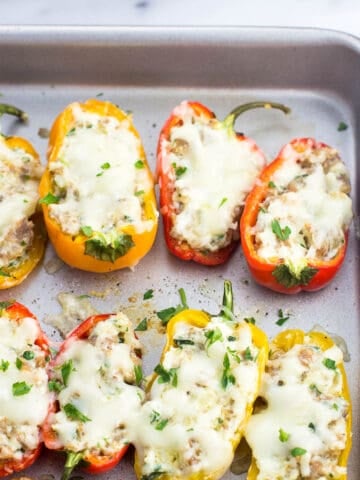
left=224, top=101, right=290, bottom=131
left=0, top=103, right=28, bottom=122
left=220, top=280, right=234, bottom=321
left=61, top=451, right=84, bottom=480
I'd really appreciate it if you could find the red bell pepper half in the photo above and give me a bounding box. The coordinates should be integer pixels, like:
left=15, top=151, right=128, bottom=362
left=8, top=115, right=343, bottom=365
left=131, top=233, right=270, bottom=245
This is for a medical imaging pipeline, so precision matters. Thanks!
left=240, top=137, right=352, bottom=293
left=43, top=313, right=142, bottom=480
left=0, top=301, right=50, bottom=477
left=157, top=101, right=290, bottom=266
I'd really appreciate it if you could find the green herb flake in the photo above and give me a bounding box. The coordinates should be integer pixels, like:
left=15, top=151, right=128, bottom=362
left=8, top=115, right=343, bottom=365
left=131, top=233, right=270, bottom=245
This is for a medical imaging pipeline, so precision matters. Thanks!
left=173, top=164, right=187, bottom=178
left=309, top=383, right=322, bottom=396
left=134, top=365, right=143, bottom=386
left=0, top=269, right=11, bottom=277
left=291, top=447, right=307, bottom=457
left=0, top=359, right=9, bottom=372
left=244, top=346, right=254, bottom=361
left=227, top=336, right=236, bottom=342
left=143, top=289, right=154, bottom=300
left=16, top=358, right=22, bottom=370
left=48, top=379, right=63, bottom=393
left=279, top=428, right=290, bottom=442
left=271, top=219, right=291, bottom=241
left=268, top=181, right=276, bottom=188
left=39, top=192, right=60, bottom=205
left=154, top=364, right=178, bottom=387
left=63, top=403, right=91, bottom=422
left=156, top=288, right=188, bottom=326
left=101, top=162, right=111, bottom=170
left=333, top=403, right=339, bottom=411
left=174, top=338, right=195, bottom=347
left=61, top=359, right=74, bottom=387
left=155, top=418, right=169, bottom=431
left=205, top=327, right=223, bottom=350
left=80, top=225, right=93, bottom=237
left=219, top=197, right=228, bottom=208
left=150, top=410, right=169, bottom=430
left=308, top=422, right=316, bottom=432
left=12, top=381, right=32, bottom=396
left=276, top=309, right=290, bottom=326
left=244, top=317, right=256, bottom=325
left=337, top=121, right=348, bottom=132
left=135, top=159, right=145, bottom=169
left=135, top=190, right=145, bottom=196
left=66, top=127, right=76, bottom=136
left=323, top=358, right=336, bottom=370
left=135, top=318, right=148, bottom=332
left=227, top=347, right=241, bottom=364
left=22, top=350, right=35, bottom=360
left=221, top=352, right=236, bottom=389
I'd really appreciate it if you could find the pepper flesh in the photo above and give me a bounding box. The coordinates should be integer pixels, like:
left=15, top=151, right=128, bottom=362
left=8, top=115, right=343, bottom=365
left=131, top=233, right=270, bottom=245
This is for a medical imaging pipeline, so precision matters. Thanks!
left=0, top=301, right=50, bottom=477
left=39, top=99, right=158, bottom=272
left=240, top=137, right=350, bottom=293
left=156, top=101, right=290, bottom=266
left=134, top=280, right=269, bottom=480
left=0, top=107, right=46, bottom=289
left=42, top=313, right=137, bottom=480
left=247, top=329, right=352, bottom=480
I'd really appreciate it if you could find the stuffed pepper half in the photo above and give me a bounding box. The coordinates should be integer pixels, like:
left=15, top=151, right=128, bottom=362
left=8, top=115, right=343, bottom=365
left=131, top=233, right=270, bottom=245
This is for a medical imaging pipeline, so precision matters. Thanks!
left=43, top=312, right=145, bottom=480
left=134, top=280, right=269, bottom=479
left=157, top=101, right=290, bottom=265
left=39, top=99, right=158, bottom=272
left=0, top=301, right=50, bottom=477
left=240, top=138, right=353, bottom=293
left=245, top=330, right=352, bottom=480
left=0, top=104, right=46, bottom=288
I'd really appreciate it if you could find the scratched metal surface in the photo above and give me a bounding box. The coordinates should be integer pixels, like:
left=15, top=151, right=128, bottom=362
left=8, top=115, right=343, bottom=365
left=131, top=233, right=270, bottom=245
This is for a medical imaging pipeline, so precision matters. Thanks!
left=0, top=26, right=359, bottom=480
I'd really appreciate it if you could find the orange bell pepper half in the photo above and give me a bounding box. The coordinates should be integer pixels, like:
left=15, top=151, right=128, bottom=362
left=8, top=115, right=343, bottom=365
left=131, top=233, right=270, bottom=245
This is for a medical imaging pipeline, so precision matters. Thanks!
left=39, top=99, right=158, bottom=272
left=240, top=138, right=352, bottom=293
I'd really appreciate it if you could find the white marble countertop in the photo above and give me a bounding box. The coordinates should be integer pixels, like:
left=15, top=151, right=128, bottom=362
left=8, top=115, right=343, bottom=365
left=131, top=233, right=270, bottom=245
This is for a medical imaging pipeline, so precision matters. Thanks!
left=2, top=0, right=359, bottom=38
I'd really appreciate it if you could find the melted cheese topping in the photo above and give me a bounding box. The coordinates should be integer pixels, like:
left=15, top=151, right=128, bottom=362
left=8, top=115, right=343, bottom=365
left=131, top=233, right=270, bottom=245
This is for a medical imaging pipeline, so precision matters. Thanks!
left=0, top=313, right=49, bottom=461
left=162, top=102, right=265, bottom=251
left=48, top=105, right=154, bottom=236
left=48, top=313, right=144, bottom=456
left=245, top=339, right=349, bottom=480
left=253, top=141, right=352, bottom=265
left=0, top=140, right=43, bottom=268
left=134, top=318, right=260, bottom=478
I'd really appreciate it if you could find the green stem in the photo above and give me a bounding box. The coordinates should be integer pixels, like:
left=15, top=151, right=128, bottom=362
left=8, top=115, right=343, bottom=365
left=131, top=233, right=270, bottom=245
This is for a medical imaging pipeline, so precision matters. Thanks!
left=220, top=280, right=234, bottom=321
left=0, top=103, right=28, bottom=122
left=178, top=287, right=188, bottom=309
left=61, top=451, right=84, bottom=480
left=224, top=101, right=290, bottom=131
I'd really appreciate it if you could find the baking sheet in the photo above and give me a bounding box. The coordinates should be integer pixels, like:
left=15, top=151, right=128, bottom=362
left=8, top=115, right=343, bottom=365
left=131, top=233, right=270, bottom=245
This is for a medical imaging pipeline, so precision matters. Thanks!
left=0, top=26, right=359, bottom=479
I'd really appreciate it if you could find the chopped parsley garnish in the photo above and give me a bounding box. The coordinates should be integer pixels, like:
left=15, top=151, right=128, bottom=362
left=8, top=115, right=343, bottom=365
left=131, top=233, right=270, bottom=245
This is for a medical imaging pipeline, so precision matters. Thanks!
left=227, top=336, right=236, bottom=342
left=150, top=410, right=169, bottom=430
left=308, top=422, right=316, bottom=432
left=134, top=365, right=143, bottom=386
left=39, top=192, right=60, bottom=205
left=143, top=289, right=154, bottom=300
left=219, top=197, right=228, bottom=208
left=154, top=364, right=178, bottom=387
left=333, top=403, right=339, bottom=411
left=0, top=269, right=11, bottom=277
left=244, top=317, right=256, bottom=325
left=135, top=159, right=145, bottom=169
left=309, top=383, right=322, bottom=395
left=22, top=350, right=35, bottom=360
left=66, top=127, right=76, bottom=136
left=101, top=162, right=111, bottom=170
left=268, top=181, right=276, bottom=188
left=204, top=327, right=223, bottom=350
left=323, top=358, right=336, bottom=370
left=337, top=121, right=348, bottom=132
left=221, top=352, right=235, bottom=389
left=276, top=309, right=290, bottom=326
left=174, top=338, right=194, bottom=347
left=61, top=359, right=74, bottom=387
left=12, top=381, right=32, bottom=396
left=227, top=347, right=241, bottom=364
left=135, top=318, right=148, bottom=331
left=259, top=206, right=267, bottom=214
left=0, top=359, right=9, bottom=372
left=80, top=225, right=93, bottom=237
left=16, top=358, right=22, bottom=370
left=135, top=190, right=145, bottom=196
left=291, top=447, right=307, bottom=457
left=156, top=288, right=188, bottom=326
left=48, top=379, right=63, bottom=393
left=63, top=403, right=91, bottom=422
left=244, top=346, right=254, bottom=361
left=271, top=219, right=291, bottom=241
left=279, top=428, right=290, bottom=442
left=172, top=163, right=187, bottom=178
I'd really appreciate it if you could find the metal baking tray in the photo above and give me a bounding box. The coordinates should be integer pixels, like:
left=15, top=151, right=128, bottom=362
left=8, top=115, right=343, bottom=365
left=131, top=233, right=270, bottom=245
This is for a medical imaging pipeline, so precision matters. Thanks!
left=0, top=26, right=359, bottom=479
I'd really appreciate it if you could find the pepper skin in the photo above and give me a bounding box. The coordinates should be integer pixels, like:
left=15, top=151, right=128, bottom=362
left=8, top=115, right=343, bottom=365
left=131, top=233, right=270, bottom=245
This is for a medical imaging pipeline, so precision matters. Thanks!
left=157, top=101, right=290, bottom=266
left=247, top=329, right=352, bottom=480
left=0, top=105, right=46, bottom=289
left=39, top=99, right=158, bottom=272
left=42, top=313, right=139, bottom=480
left=0, top=301, right=50, bottom=477
left=240, top=138, right=351, bottom=293
left=134, top=280, right=269, bottom=480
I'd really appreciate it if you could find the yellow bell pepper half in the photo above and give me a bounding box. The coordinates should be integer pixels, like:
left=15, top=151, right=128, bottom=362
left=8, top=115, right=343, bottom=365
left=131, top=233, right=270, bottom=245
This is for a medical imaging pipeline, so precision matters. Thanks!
left=39, top=99, right=158, bottom=272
